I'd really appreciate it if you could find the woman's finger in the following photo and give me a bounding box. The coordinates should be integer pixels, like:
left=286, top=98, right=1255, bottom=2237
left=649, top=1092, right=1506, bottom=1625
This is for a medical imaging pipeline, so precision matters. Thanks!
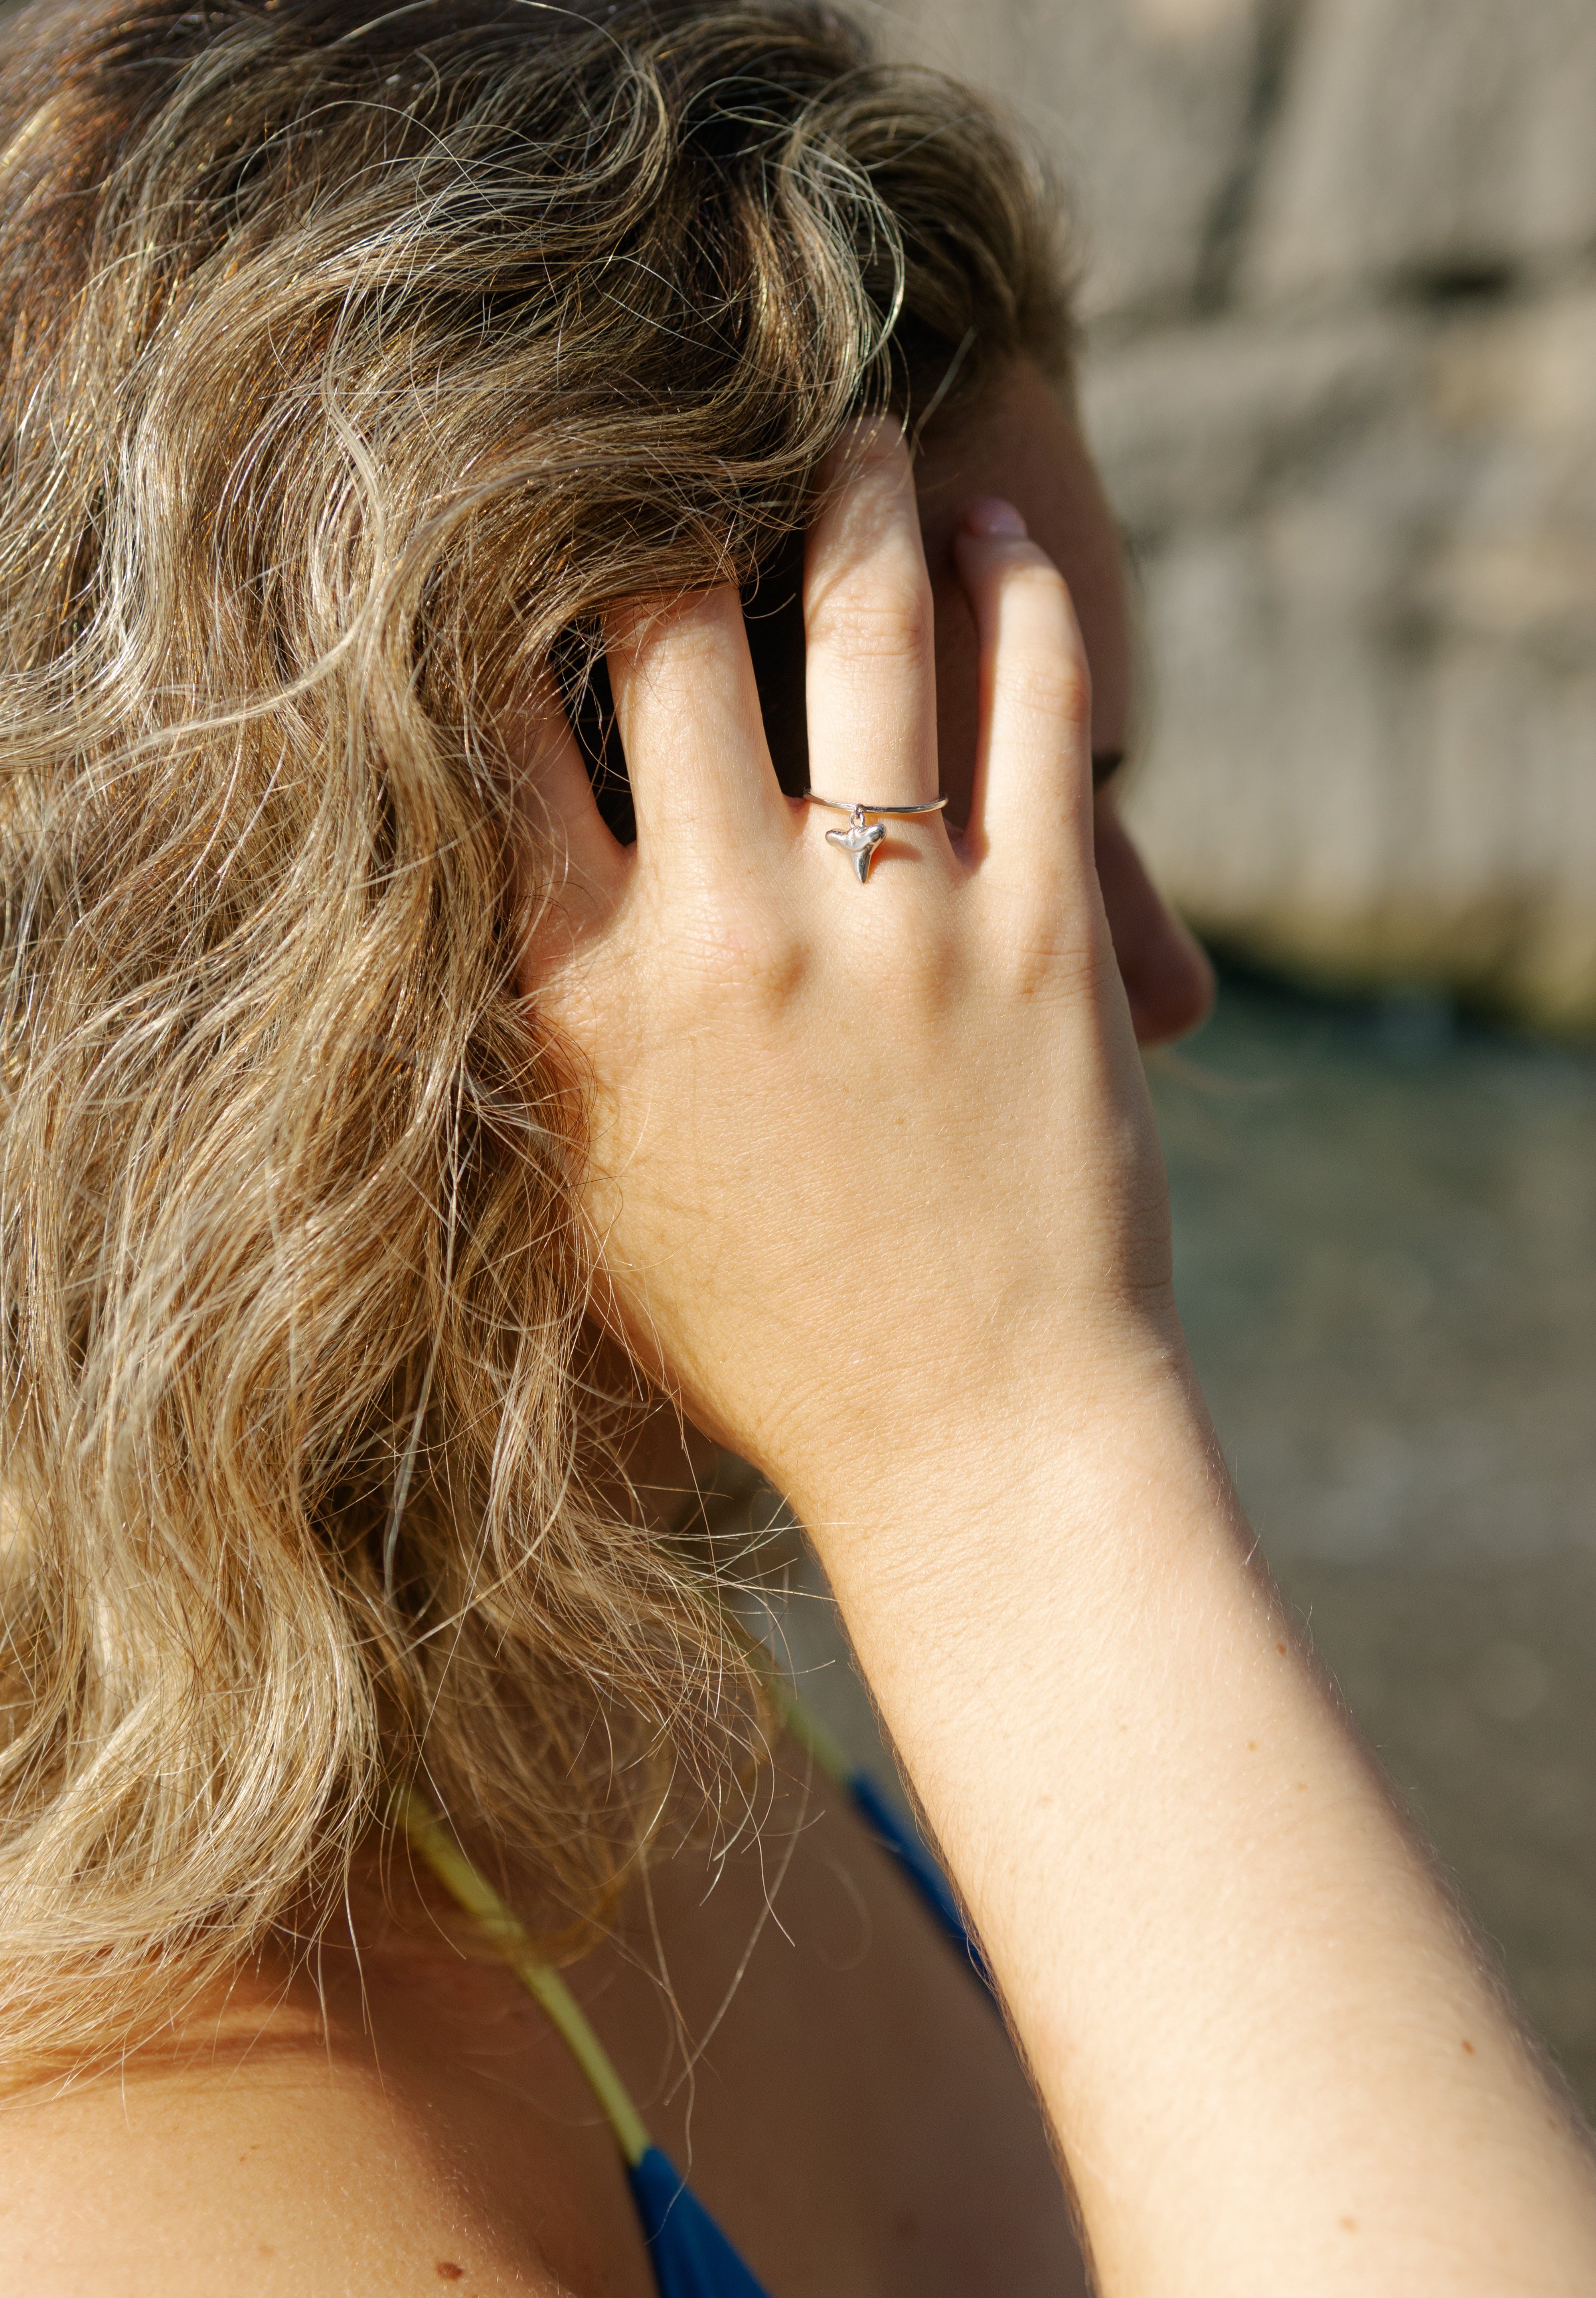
left=804, top=420, right=942, bottom=818
left=953, top=499, right=1093, bottom=871
left=605, top=586, right=788, bottom=879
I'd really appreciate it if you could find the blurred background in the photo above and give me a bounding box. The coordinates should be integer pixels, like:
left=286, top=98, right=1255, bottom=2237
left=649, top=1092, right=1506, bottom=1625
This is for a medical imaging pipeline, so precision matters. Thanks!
left=768, top=0, right=1596, bottom=2113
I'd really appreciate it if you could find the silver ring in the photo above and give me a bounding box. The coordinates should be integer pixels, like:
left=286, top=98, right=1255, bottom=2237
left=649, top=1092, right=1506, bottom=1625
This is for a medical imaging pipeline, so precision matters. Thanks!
left=802, top=791, right=949, bottom=884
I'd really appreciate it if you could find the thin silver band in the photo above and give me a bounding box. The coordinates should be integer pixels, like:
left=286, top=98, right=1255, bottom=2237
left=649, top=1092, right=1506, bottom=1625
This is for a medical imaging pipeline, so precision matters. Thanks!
left=802, top=792, right=949, bottom=819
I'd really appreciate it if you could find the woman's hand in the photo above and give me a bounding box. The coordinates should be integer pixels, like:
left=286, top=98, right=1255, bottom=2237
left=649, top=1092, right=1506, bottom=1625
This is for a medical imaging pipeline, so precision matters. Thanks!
left=518, top=420, right=1175, bottom=1518
left=514, top=418, right=1596, bottom=2298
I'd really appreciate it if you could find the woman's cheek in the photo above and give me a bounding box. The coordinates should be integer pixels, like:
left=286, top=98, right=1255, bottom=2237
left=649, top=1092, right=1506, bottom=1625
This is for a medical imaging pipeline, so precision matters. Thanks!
left=1093, top=794, right=1215, bottom=1047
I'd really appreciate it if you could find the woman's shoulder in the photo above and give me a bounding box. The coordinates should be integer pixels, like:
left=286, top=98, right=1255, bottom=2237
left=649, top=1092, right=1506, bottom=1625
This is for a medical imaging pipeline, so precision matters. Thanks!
left=0, top=1955, right=633, bottom=2297
left=0, top=1765, right=1085, bottom=2298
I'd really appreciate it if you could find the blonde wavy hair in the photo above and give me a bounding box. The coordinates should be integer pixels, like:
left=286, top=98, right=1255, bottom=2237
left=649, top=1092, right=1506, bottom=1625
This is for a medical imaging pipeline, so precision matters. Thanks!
left=0, top=0, right=1071, bottom=2072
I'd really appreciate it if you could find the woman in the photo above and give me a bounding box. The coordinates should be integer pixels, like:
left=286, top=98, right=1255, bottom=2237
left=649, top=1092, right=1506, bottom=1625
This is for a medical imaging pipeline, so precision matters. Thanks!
left=2, top=0, right=1593, bottom=2290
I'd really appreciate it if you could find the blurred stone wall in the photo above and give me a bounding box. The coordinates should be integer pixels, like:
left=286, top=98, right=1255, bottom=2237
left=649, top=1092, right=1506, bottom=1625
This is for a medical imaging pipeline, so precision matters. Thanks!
left=875, top=0, right=1596, bottom=1030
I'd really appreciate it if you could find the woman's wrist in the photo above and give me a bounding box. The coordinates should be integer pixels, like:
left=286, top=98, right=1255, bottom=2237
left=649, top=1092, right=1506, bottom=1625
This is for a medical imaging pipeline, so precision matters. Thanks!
left=789, top=1344, right=1596, bottom=2297
left=777, top=1305, right=1214, bottom=1596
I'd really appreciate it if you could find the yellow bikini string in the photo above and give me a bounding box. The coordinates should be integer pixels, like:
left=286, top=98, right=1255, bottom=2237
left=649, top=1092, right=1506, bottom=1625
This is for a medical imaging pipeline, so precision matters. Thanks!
left=391, top=1785, right=652, bottom=2170
left=392, top=1666, right=854, bottom=2177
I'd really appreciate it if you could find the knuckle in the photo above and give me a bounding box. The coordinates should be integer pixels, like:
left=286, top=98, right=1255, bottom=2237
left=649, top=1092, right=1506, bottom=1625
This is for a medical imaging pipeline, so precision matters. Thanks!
left=614, top=588, right=740, bottom=704
left=993, top=649, right=1092, bottom=730
left=982, top=556, right=1072, bottom=635
left=857, top=906, right=957, bottom=1014
left=994, top=563, right=1091, bottom=723
left=1015, top=935, right=1096, bottom=1005
left=1006, top=556, right=1071, bottom=602
left=991, top=894, right=1098, bottom=1001
left=810, top=582, right=933, bottom=671
left=633, top=608, right=729, bottom=691
left=677, top=901, right=806, bottom=1004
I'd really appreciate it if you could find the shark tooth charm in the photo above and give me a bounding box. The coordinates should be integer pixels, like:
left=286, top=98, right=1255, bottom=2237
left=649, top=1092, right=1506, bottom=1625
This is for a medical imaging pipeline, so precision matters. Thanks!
left=826, top=807, right=889, bottom=884
left=803, top=791, right=948, bottom=882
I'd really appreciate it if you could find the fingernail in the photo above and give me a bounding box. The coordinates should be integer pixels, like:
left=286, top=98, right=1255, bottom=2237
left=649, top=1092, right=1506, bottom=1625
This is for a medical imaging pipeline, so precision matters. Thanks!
left=962, top=497, right=1028, bottom=539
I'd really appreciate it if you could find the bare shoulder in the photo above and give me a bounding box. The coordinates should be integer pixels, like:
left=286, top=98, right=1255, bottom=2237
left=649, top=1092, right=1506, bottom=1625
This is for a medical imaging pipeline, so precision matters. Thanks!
left=0, top=1763, right=1087, bottom=2298
left=0, top=1959, right=638, bottom=2298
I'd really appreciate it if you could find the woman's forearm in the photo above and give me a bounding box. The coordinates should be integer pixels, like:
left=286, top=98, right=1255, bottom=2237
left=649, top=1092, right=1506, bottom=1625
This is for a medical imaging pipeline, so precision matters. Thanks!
left=797, top=1348, right=1596, bottom=2296
left=529, top=421, right=1596, bottom=2292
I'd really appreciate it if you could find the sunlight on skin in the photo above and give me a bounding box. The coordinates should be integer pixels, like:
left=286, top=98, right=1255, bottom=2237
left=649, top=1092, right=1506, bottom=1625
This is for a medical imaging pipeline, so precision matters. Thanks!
left=620, top=359, right=1216, bottom=1505
left=912, top=359, right=1214, bottom=1051
left=609, top=361, right=1219, bottom=1514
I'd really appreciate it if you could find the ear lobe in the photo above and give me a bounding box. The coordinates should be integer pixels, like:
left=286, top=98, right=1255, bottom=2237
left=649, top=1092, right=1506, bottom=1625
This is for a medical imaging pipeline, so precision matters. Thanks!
left=1093, top=796, right=1215, bottom=1047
